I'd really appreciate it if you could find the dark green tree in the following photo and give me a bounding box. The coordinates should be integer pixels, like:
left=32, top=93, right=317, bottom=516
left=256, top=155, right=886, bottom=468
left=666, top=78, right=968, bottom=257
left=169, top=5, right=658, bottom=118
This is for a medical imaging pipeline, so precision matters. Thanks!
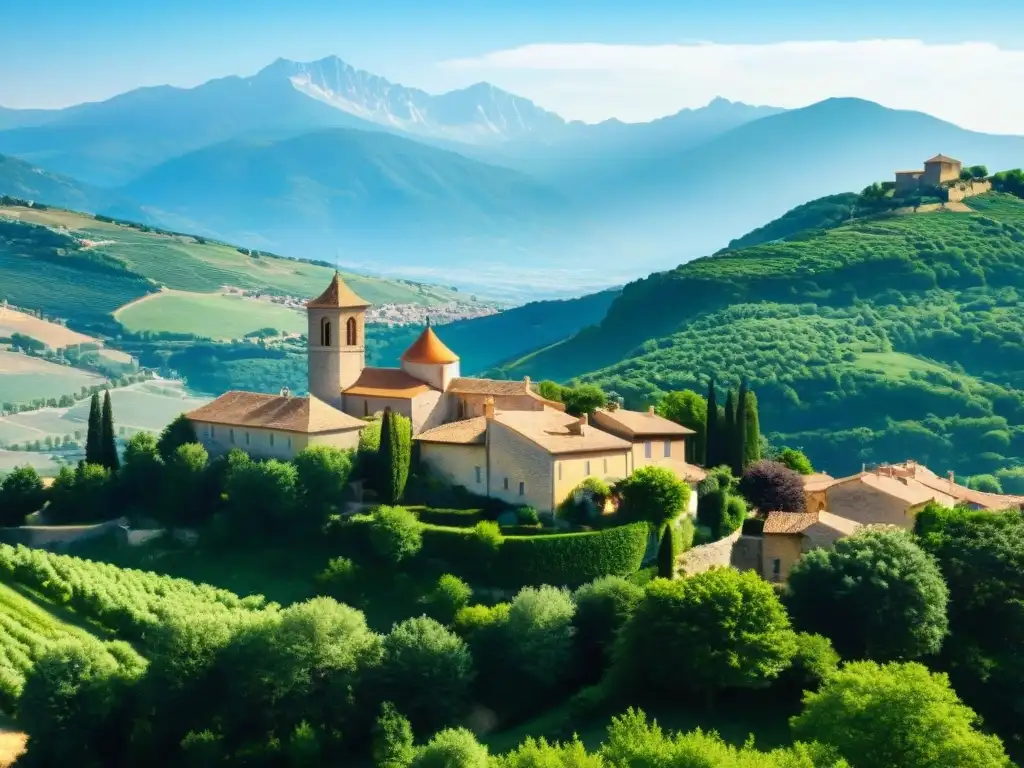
left=100, top=391, right=118, bottom=471
left=656, top=525, right=676, bottom=579
left=119, top=432, right=163, bottom=510
left=0, top=465, right=46, bottom=525
left=157, top=414, right=198, bottom=461
left=572, top=576, right=644, bottom=680
left=705, top=379, right=718, bottom=467
left=560, top=384, right=607, bottom=417
left=785, top=528, right=948, bottom=661
left=293, top=445, right=355, bottom=528
left=614, top=466, right=690, bottom=527
left=378, top=408, right=412, bottom=503
left=734, top=381, right=748, bottom=476
left=372, top=702, right=415, bottom=768
left=85, top=393, right=102, bottom=465
left=722, top=389, right=736, bottom=472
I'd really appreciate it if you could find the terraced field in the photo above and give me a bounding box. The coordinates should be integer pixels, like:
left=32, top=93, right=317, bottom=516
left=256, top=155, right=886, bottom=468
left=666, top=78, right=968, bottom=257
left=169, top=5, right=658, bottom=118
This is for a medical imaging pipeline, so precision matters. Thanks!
left=116, top=290, right=307, bottom=339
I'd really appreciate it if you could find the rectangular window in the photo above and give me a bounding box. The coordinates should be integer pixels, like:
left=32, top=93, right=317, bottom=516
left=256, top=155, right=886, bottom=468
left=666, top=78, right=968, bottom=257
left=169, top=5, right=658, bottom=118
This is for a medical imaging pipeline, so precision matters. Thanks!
left=519, top=482, right=525, bottom=496
left=644, top=441, right=652, bottom=459
left=664, top=439, right=672, bottom=458
left=229, top=429, right=235, bottom=444
left=287, top=437, right=292, bottom=449
left=503, top=477, right=509, bottom=491
left=210, top=425, right=216, bottom=438
left=585, top=460, right=591, bottom=475
left=245, top=432, right=250, bottom=445
left=603, top=458, right=608, bottom=474
left=557, top=463, right=562, bottom=481
left=475, top=466, right=482, bottom=484
left=772, top=559, right=781, bottom=582
left=270, top=433, right=275, bottom=447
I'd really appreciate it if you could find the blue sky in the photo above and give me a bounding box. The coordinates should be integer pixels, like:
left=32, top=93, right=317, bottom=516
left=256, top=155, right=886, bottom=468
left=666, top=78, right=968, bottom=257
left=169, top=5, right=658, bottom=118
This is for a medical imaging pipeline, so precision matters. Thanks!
left=3, top=0, right=1023, bottom=130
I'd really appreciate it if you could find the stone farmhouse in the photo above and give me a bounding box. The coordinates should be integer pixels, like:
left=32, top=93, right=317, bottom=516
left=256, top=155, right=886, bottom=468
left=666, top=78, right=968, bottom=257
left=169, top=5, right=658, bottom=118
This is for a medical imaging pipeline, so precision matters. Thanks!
left=760, top=460, right=1024, bottom=582
left=894, top=154, right=992, bottom=201
left=187, top=273, right=705, bottom=512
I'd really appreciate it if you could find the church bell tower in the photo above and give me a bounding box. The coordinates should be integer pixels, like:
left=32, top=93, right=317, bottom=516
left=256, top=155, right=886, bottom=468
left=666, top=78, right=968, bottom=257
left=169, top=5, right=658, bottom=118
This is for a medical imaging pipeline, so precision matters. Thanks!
left=306, top=272, right=370, bottom=408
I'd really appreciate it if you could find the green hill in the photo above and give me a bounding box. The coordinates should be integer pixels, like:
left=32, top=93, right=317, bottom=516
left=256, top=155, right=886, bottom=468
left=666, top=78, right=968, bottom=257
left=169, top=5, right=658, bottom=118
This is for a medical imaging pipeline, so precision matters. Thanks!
left=500, top=191, right=1024, bottom=477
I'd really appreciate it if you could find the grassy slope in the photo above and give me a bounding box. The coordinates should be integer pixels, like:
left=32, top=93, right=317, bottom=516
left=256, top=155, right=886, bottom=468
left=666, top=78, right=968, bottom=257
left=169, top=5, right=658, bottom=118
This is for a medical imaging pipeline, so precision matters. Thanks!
left=116, top=291, right=308, bottom=338
left=503, top=192, right=1024, bottom=476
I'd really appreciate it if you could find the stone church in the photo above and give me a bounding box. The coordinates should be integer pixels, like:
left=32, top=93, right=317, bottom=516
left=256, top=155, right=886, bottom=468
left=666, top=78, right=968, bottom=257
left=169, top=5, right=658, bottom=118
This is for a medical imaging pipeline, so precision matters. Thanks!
left=187, top=273, right=703, bottom=512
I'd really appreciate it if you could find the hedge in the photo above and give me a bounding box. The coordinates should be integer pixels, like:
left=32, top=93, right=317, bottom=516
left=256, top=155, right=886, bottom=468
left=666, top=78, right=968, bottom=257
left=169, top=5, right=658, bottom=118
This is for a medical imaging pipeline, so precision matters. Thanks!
left=414, top=507, right=485, bottom=528
left=329, top=513, right=649, bottom=588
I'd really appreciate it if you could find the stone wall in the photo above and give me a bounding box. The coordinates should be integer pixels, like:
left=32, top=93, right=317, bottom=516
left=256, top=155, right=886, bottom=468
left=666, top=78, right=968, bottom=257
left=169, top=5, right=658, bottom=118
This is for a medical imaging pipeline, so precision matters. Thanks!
left=0, top=518, right=129, bottom=550
left=677, top=528, right=764, bottom=576
left=946, top=179, right=992, bottom=202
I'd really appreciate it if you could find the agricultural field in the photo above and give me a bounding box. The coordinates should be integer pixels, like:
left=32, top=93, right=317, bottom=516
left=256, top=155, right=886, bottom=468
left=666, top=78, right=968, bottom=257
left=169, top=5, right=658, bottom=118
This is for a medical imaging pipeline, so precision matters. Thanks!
left=0, top=350, right=106, bottom=405
left=0, top=379, right=208, bottom=463
left=0, top=450, right=63, bottom=479
left=115, top=290, right=307, bottom=339
left=0, top=306, right=97, bottom=348
left=1, top=204, right=471, bottom=307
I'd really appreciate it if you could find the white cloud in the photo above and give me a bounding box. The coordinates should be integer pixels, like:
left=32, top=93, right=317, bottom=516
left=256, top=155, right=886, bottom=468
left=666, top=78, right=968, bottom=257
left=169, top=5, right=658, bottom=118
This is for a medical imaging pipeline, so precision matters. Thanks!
left=439, top=39, right=1024, bottom=134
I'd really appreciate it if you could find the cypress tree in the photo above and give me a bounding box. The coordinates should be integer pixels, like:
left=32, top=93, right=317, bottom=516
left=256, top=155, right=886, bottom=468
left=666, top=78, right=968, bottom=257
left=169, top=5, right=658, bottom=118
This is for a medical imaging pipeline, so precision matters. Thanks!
left=722, top=390, right=736, bottom=470
left=705, top=379, right=718, bottom=467
left=377, top=407, right=394, bottom=500
left=85, top=393, right=102, bottom=465
left=101, top=390, right=119, bottom=471
left=744, top=390, right=762, bottom=467
left=734, top=380, right=748, bottom=476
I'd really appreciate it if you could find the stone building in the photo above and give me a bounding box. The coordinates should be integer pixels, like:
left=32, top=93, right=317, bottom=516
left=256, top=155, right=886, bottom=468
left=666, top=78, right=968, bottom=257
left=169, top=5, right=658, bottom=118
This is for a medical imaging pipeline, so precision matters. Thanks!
left=894, top=154, right=963, bottom=194
left=187, top=272, right=701, bottom=510
left=761, top=510, right=861, bottom=583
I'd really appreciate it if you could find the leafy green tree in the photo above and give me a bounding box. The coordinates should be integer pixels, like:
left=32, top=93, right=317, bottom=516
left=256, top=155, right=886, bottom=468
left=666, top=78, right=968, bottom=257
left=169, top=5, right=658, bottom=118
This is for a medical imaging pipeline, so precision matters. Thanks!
left=656, top=390, right=707, bottom=464
left=85, top=392, right=103, bottom=465
left=373, top=702, right=415, bottom=768
left=560, top=384, right=607, bottom=417
left=372, top=617, right=474, bottom=733
left=495, top=737, right=602, bottom=768
left=0, top=465, right=45, bottom=525
left=411, top=728, right=488, bottom=768
left=738, top=460, right=806, bottom=512
left=785, top=528, right=948, bottom=661
left=100, top=390, right=118, bottom=471
left=369, top=505, right=423, bottom=564
left=161, top=443, right=208, bottom=527
left=615, top=570, right=797, bottom=704
left=705, top=378, right=719, bottom=467
left=614, top=466, right=690, bottom=527
left=377, top=408, right=412, bottom=503
left=157, top=414, right=198, bottom=461
left=965, top=473, right=1002, bottom=493
left=424, top=574, right=472, bottom=625
left=792, top=661, right=1011, bottom=767
left=47, top=462, right=113, bottom=524
left=777, top=447, right=813, bottom=475
left=572, top=576, right=644, bottom=680
left=505, top=586, right=576, bottom=697
left=119, top=432, right=163, bottom=510
left=776, top=632, right=840, bottom=697
left=744, top=389, right=761, bottom=467
left=294, top=445, right=355, bottom=527
left=967, top=164, right=989, bottom=179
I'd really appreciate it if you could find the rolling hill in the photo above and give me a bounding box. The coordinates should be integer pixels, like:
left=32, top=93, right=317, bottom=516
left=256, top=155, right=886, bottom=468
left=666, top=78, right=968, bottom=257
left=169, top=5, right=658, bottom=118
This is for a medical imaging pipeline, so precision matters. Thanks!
left=498, top=190, right=1024, bottom=479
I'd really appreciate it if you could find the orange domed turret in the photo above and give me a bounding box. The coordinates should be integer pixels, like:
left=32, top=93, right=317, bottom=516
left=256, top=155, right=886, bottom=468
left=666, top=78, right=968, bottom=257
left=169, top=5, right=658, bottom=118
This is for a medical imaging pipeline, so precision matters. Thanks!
left=400, top=320, right=460, bottom=365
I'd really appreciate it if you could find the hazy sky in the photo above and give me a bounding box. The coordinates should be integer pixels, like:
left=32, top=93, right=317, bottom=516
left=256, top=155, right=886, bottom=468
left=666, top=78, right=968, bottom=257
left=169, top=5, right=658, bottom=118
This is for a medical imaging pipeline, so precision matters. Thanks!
left=4, top=0, right=1024, bottom=132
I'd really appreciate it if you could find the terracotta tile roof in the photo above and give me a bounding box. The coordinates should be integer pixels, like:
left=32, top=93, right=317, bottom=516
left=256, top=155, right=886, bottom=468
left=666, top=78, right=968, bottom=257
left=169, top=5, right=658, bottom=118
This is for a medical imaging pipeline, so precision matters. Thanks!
left=829, top=472, right=956, bottom=507
left=400, top=325, right=459, bottom=364
left=763, top=510, right=861, bottom=536
left=896, top=169, right=923, bottom=175
left=414, top=417, right=487, bottom=445
left=186, top=392, right=365, bottom=434
left=448, top=378, right=530, bottom=396
left=925, top=154, right=960, bottom=165
left=891, top=463, right=1024, bottom=511
left=592, top=407, right=695, bottom=438
left=344, top=368, right=435, bottom=399
left=802, top=472, right=834, bottom=486
left=306, top=273, right=371, bottom=309
left=492, top=410, right=631, bottom=455
left=679, top=462, right=707, bottom=483
left=764, top=512, right=819, bottom=534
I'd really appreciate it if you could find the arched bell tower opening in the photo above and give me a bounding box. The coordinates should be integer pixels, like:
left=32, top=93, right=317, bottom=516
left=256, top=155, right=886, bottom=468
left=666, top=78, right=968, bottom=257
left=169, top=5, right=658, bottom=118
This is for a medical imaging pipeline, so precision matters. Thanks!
left=306, top=272, right=369, bottom=407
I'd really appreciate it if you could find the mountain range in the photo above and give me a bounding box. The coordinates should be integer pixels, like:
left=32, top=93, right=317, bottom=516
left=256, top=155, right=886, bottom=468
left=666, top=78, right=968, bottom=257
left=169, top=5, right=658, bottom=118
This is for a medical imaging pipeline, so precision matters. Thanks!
left=2, top=55, right=1024, bottom=298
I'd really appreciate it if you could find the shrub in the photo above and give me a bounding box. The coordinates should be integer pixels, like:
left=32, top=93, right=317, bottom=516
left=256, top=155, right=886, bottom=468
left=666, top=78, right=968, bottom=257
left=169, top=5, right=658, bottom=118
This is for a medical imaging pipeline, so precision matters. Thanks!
left=157, top=413, right=198, bottom=461
left=373, top=617, right=475, bottom=733
left=573, top=576, right=644, bottom=678
left=614, top=466, right=690, bottom=527
left=370, top=506, right=424, bottom=565
left=777, top=447, right=814, bottom=475
left=315, top=557, right=364, bottom=606
left=452, top=603, right=510, bottom=703
left=557, top=477, right=612, bottom=525
left=696, top=488, right=729, bottom=539
left=373, top=702, right=415, bottom=768
left=224, top=458, right=298, bottom=536
left=0, top=465, right=45, bottom=525
left=656, top=525, right=676, bottom=579
left=424, top=574, right=473, bottom=625
left=965, top=473, right=1002, bottom=494
left=785, top=528, right=949, bottom=661
left=415, top=508, right=485, bottom=527
left=505, top=586, right=576, bottom=693
left=776, top=632, right=840, bottom=696
left=738, top=460, right=806, bottom=512
left=725, top=495, right=748, bottom=532
left=516, top=506, right=540, bottom=526
left=294, top=445, right=355, bottom=525
left=411, top=728, right=488, bottom=768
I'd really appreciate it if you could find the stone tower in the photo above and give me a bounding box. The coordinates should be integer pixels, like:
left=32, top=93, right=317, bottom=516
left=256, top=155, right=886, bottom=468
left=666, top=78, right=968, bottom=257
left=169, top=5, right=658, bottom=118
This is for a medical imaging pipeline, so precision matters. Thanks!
left=306, top=272, right=370, bottom=408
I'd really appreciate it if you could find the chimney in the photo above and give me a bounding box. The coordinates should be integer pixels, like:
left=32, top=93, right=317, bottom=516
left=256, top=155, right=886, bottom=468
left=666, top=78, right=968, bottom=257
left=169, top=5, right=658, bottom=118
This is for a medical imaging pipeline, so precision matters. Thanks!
left=648, top=405, right=656, bottom=416
left=280, top=386, right=291, bottom=398
left=568, top=413, right=587, bottom=436
left=523, top=375, right=531, bottom=388
left=483, top=396, right=495, bottom=421
left=948, top=470, right=955, bottom=493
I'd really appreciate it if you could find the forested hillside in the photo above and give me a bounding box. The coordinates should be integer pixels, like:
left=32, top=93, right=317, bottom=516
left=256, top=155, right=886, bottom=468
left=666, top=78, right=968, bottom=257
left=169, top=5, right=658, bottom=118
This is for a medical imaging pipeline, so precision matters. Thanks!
left=501, top=191, right=1024, bottom=477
